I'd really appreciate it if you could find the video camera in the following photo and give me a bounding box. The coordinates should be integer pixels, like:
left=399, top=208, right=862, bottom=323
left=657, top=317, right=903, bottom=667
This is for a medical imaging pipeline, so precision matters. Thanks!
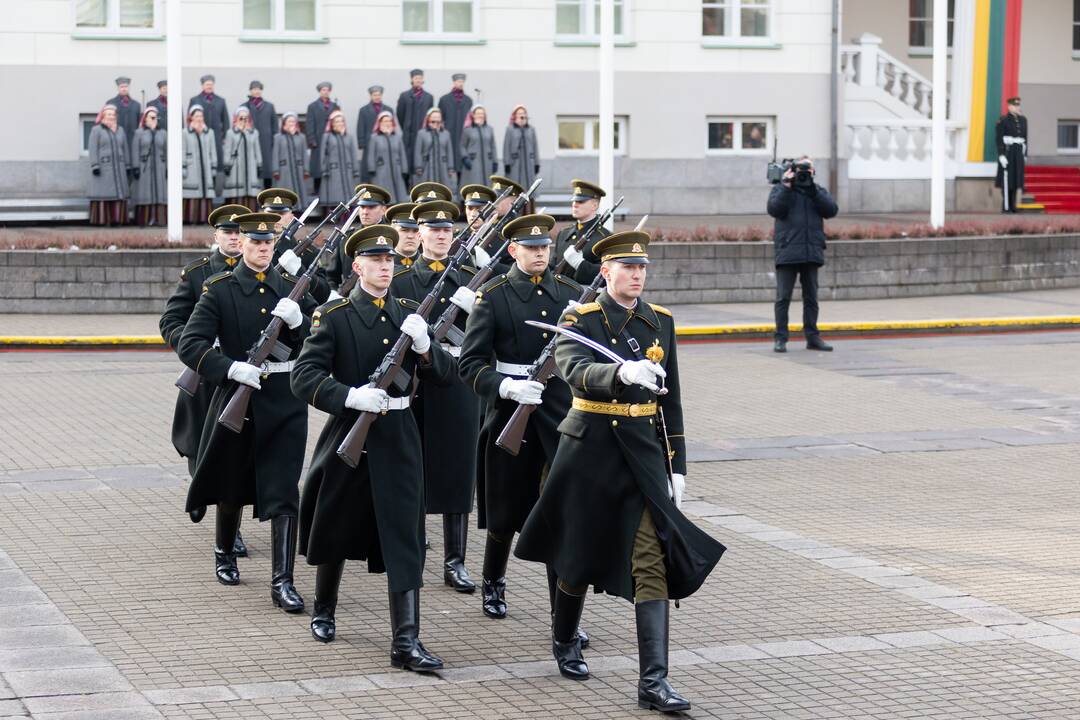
left=767, top=159, right=814, bottom=188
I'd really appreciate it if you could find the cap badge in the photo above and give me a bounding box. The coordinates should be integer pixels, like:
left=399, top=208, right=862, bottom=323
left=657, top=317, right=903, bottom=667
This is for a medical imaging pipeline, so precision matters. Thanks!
left=574, top=186, right=584, bottom=195
left=632, top=243, right=643, bottom=253
left=426, top=190, right=437, bottom=198
left=376, top=236, right=389, bottom=245
left=229, top=214, right=238, bottom=221
left=469, top=192, right=480, bottom=199
left=436, top=211, right=446, bottom=219
left=258, top=222, right=268, bottom=231
left=272, top=196, right=282, bottom=204
left=493, top=182, right=502, bottom=189
left=362, top=191, right=372, bottom=199
left=530, top=225, right=542, bottom=236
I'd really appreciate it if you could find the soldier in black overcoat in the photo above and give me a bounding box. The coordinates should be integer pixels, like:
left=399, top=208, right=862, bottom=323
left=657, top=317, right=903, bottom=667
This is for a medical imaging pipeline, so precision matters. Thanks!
left=995, top=96, right=1028, bottom=213
left=551, top=180, right=611, bottom=283
left=325, top=183, right=389, bottom=292
left=259, top=188, right=331, bottom=304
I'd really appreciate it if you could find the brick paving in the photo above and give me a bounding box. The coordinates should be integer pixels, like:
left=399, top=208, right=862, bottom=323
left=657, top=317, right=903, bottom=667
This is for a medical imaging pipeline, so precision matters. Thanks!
left=0, top=330, right=1079, bottom=717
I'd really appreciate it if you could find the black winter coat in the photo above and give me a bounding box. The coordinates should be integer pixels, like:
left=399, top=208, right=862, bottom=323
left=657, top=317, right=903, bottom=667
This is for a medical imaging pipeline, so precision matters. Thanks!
left=767, top=183, right=838, bottom=267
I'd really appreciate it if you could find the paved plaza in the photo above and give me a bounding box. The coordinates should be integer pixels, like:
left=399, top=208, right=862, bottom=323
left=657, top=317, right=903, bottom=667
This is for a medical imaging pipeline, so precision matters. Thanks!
left=1, top=328, right=1080, bottom=718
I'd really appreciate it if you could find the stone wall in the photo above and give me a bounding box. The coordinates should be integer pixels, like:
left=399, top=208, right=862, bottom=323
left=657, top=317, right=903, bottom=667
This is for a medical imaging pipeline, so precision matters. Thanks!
left=2, top=234, right=1079, bottom=313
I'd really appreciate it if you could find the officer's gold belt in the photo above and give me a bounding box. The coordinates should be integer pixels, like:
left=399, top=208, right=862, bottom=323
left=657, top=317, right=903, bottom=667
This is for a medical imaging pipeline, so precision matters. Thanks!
left=572, top=398, right=657, bottom=417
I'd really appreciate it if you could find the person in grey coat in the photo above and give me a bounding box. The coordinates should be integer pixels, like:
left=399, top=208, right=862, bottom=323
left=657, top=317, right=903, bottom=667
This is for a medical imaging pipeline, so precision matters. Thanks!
left=306, top=81, right=339, bottom=195
left=366, top=110, right=409, bottom=204
left=132, top=107, right=167, bottom=226
left=182, top=105, right=218, bottom=224
left=222, top=107, right=263, bottom=209
left=319, top=109, right=360, bottom=210
left=242, top=80, right=277, bottom=190
left=88, top=104, right=130, bottom=226
left=356, top=85, right=394, bottom=183
left=412, top=108, right=457, bottom=195
left=503, top=105, right=539, bottom=192
left=272, top=112, right=310, bottom=207
left=188, top=74, right=229, bottom=195
left=459, top=105, right=498, bottom=187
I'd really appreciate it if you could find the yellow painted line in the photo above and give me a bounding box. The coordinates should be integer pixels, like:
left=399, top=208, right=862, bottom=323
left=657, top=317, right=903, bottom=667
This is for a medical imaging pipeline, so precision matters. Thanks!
left=676, top=316, right=1080, bottom=337
left=0, top=335, right=165, bottom=346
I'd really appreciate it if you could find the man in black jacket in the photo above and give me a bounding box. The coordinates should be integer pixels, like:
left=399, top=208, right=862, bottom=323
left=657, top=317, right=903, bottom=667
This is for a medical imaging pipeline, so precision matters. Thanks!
left=766, top=157, right=838, bottom=353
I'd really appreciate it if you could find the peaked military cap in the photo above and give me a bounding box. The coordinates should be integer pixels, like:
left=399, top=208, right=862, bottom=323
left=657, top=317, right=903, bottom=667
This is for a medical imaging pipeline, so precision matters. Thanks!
left=452, top=73, right=466, bottom=81
left=593, top=230, right=650, bottom=265
left=257, top=188, right=298, bottom=213
left=411, top=181, right=453, bottom=204
left=344, top=225, right=399, bottom=257
left=461, top=184, right=496, bottom=207
left=502, top=214, right=555, bottom=246
left=412, top=200, right=459, bottom=228
left=235, top=212, right=282, bottom=241
left=570, top=179, right=606, bottom=203
left=207, top=204, right=252, bottom=230
left=115, top=76, right=131, bottom=85
left=386, top=202, right=419, bottom=229
left=489, top=175, right=524, bottom=197
left=353, top=184, right=392, bottom=206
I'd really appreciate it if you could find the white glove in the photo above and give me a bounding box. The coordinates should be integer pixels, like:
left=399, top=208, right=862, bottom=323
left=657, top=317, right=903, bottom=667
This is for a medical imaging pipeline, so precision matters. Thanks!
left=473, top=244, right=492, bottom=267
left=671, top=473, right=685, bottom=509
left=617, top=359, right=667, bottom=393
left=327, top=289, right=343, bottom=301
left=499, top=377, right=544, bottom=405
left=278, top=248, right=302, bottom=276
left=401, top=313, right=431, bottom=354
left=562, top=245, right=584, bottom=270
left=999, top=154, right=1008, bottom=168
left=271, top=297, right=303, bottom=329
left=449, top=286, right=477, bottom=314
left=561, top=300, right=584, bottom=318
left=345, top=384, right=388, bottom=413
left=227, top=361, right=262, bottom=390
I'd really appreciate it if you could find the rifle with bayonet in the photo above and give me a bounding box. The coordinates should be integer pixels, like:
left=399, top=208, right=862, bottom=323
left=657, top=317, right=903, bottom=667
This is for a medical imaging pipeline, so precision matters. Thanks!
left=552, top=195, right=624, bottom=276
left=448, top=184, right=512, bottom=256
left=216, top=205, right=362, bottom=433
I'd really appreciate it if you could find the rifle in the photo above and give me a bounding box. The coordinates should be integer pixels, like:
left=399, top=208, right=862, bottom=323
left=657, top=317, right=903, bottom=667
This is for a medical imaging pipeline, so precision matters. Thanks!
left=497, top=214, right=647, bottom=456
left=448, top=185, right=513, bottom=256
left=552, top=195, right=624, bottom=276
left=334, top=199, right=514, bottom=469
left=273, top=197, right=319, bottom=263
left=216, top=205, right=362, bottom=433
left=430, top=177, right=543, bottom=347
left=285, top=189, right=362, bottom=261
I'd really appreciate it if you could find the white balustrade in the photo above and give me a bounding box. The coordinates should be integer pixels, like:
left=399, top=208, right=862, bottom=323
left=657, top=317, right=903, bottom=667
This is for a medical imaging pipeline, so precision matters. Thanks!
left=846, top=120, right=964, bottom=179
left=841, top=33, right=934, bottom=120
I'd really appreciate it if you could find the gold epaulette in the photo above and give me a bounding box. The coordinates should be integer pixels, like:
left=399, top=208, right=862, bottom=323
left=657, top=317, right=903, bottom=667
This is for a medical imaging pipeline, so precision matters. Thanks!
left=180, top=256, right=209, bottom=279
left=648, top=303, right=672, bottom=317
left=318, top=297, right=350, bottom=315
left=576, top=302, right=601, bottom=315
left=202, top=271, right=232, bottom=294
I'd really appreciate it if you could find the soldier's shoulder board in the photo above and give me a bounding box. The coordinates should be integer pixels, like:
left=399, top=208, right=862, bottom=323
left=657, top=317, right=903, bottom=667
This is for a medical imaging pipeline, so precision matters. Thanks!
left=478, top=274, right=508, bottom=295
left=576, top=302, right=601, bottom=315
left=398, top=297, right=420, bottom=309
left=393, top=266, right=414, bottom=278
left=281, top=271, right=299, bottom=284
left=318, top=298, right=351, bottom=315
left=202, top=270, right=232, bottom=294
left=554, top=274, right=582, bottom=291
left=461, top=265, right=478, bottom=276
left=648, top=303, right=673, bottom=317
left=181, top=256, right=210, bottom=279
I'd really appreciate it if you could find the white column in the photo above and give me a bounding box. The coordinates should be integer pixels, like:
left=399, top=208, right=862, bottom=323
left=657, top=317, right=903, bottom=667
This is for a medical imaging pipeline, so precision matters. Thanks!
left=598, top=0, right=615, bottom=230
left=166, top=0, right=183, bottom=242
left=949, top=0, right=975, bottom=164
left=930, top=0, right=947, bottom=228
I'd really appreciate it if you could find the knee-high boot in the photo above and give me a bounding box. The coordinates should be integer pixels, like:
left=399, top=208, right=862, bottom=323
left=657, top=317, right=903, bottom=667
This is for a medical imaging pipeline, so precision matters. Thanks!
left=270, top=516, right=305, bottom=613
left=443, top=513, right=476, bottom=593
left=547, top=565, right=589, bottom=648
left=310, top=561, right=344, bottom=643
left=635, top=599, right=690, bottom=712
left=551, top=586, right=589, bottom=680
left=388, top=589, right=443, bottom=672
left=214, top=504, right=242, bottom=586
left=481, top=532, right=511, bottom=618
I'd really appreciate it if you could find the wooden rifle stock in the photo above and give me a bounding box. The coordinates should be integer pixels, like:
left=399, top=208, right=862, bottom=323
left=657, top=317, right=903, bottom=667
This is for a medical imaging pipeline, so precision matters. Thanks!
left=552, top=195, right=624, bottom=276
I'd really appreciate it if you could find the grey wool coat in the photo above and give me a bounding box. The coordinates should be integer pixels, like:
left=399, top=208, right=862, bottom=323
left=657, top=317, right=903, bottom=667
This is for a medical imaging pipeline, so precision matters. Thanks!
left=88, top=124, right=130, bottom=201
left=132, top=127, right=167, bottom=206
left=319, top=130, right=360, bottom=206
left=222, top=128, right=263, bottom=197
left=182, top=128, right=217, bottom=199
left=272, top=131, right=310, bottom=207
left=412, top=127, right=458, bottom=191
left=502, top=124, right=539, bottom=190
left=459, top=124, right=498, bottom=186
left=365, top=131, right=409, bottom=203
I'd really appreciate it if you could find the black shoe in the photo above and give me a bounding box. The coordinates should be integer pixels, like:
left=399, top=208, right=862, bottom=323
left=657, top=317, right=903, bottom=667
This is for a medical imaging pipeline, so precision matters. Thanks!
left=442, top=514, right=476, bottom=593
left=481, top=578, right=507, bottom=618
left=552, top=587, right=589, bottom=680
left=547, top=566, right=589, bottom=648
left=214, top=505, right=242, bottom=585
left=189, top=506, right=206, bottom=523
left=214, top=548, right=239, bottom=586
left=233, top=529, right=248, bottom=557
left=310, top=561, right=344, bottom=643
left=806, top=336, right=833, bottom=352
left=270, top=516, right=305, bottom=614
left=389, top=589, right=444, bottom=672
left=636, top=600, right=690, bottom=713
left=773, top=338, right=787, bottom=353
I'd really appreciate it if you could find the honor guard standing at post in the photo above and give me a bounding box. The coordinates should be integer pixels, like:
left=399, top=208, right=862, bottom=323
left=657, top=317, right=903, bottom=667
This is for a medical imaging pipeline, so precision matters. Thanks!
left=552, top=180, right=610, bottom=283
left=391, top=200, right=480, bottom=594
left=514, top=232, right=726, bottom=713
left=159, top=204, right=249, bottom=555
left=458, top=214, right=593, bottom=645
left=260, top=188, right=332, bottom=304
left=178, top=212, right=317, bottom=614
left=325, top=184, right=390, bottom=292
left=291, top=225, right=451, bottom=672
left=996, top=97, right=1027, bottom=213
left=386, top=202, right=421, bottom=269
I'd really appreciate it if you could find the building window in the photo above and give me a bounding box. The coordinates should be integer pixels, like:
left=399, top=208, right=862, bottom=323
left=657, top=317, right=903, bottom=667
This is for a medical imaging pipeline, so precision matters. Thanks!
left=242, top=0, right=319, bottom=35
left=1073, top=0, right=1080, bottom=53
left=702, top=0, right=771, bottom=41
left=707, top=117, right=773, bottom=154
left=403, top=0, right=476, bottom=38
left=556, top=0, right=627, bottom=41
left=909, top=0, right=954, bottom=49
left=80, top=114, right=97, bottom=156
left=74, top=0, right=158, bottom=34
left=1058, top=121, right=1080, bottom=153
left=557, top=116, right=628, bottom=155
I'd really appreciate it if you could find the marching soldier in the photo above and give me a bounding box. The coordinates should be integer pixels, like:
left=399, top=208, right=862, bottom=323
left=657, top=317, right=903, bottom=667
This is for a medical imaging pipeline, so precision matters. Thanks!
left=159, top=204, right=250, bottom=556
left=410, top=180, right=453, bottom=205
left=552, top=180, right=611, bottom=283
left=391, top=200, right=480, bottom=594
left=457, top=214, right=590, bottom=647
left=387, top=202, right=421, bottom=269
left=996, top=97, right=1028, bottom=213
left=478, top=174, right=524, bottom=275
left=291, top=224, right=451, bottom=672
left=514, top=232, right=726, bottom=713
left=259, top=187, right=331, bottom=304
left=325, top=183, right=390, bottom=292
left=461, top=184, right=496, bottom=268
left=177, top=212, right=317, bottom=615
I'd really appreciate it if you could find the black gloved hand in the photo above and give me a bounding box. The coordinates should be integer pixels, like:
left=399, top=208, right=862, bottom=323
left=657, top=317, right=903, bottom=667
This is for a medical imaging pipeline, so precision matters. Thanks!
left=534, top=164, right=540, bottom=174
left=92, top=167, right=101, bottom=176
left=133, top=168, right=141, bottom=180
left=505, top=164, right=511, bottom=174
left=462, top=157, right=473, bottom=170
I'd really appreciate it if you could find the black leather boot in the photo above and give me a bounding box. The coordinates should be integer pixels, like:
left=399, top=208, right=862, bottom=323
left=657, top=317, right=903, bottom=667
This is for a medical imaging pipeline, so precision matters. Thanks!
left=481, top=533, right=511, bottom=619
left=443, top=513, right=476, bottom=593
left=636, top=600, right=690, bottom=712
left=233, top=526, right=248, bottom=557
left=551, top=587, right=589, bottom=680
left=773, top=338, right=787, bottom=353
left=189, top=506, right=206, bottom=523
left=270, top=516, right=305, bottom=613
left=807, top=336, right=833, bottom=352
left=310, top=561, right=344, bottom=643
left=389, top=589, right=444, bottom=672
left=214, top=505, right=242, bottom=586
left=547, top=565, right=589, bottom=648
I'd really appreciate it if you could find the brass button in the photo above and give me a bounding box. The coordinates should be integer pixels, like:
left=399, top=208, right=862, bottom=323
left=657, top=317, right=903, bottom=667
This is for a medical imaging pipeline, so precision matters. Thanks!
left=260, top=308, right=267, bottom=314
left=649, top=419, right=654, bottom=425
left=383, top=338, right=389, bottom=344
left=610, top=338, right=617, bottom=344
left=537, top=289, right=543, bottom=295
left=380, top=316, right=386, bottom=322
left=541, top=310, right=547, bottom=316
left=440, top=297, right=446, bottom=303
left=611, top=420, right=618, bottom=427
left=258, top=288, right=265, bottom=294
left=542, top=333, right=548, bottom=338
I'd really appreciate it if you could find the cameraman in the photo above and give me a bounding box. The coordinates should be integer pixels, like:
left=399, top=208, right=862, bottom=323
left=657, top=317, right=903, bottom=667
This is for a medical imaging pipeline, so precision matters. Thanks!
left=767, top=156, right=838, bottom=353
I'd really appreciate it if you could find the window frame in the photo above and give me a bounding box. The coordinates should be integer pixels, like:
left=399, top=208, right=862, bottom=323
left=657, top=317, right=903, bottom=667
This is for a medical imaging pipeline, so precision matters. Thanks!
left=401, top=0, right=482, bottom=44
left=554, top=0, right=631, bottom=45
left=72, top=0, right=162, bottom=40
left=705, top=116, right=774, bottom=155
left=240, top=0, right=325, bottom=42
left=907, top=0, right=955, bottom=55
left=1057, top=120, right=1080, bottom=154
left=80, top=114, right=98, bottom=156
left=555, top=115, right=628, bottom=157
left=701, top=0, right=777, bottom=48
